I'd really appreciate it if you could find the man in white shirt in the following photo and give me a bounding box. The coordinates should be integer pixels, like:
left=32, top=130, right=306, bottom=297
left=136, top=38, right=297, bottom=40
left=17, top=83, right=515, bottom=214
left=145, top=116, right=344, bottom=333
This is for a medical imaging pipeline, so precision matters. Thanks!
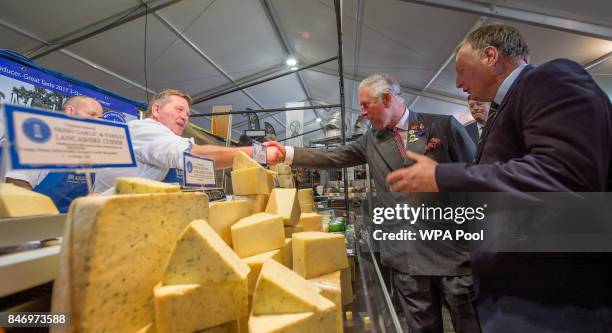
left=5, top=95, right=104, bottom=212
left=93, top=89, right=283, bottom=193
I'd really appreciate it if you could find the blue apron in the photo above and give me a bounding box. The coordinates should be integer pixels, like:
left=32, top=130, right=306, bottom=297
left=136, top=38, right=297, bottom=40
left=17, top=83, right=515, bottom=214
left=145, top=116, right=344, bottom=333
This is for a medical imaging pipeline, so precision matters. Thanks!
left=162, top=168, right=183, bottom=185
left=35, top=172, right=92, bottom=213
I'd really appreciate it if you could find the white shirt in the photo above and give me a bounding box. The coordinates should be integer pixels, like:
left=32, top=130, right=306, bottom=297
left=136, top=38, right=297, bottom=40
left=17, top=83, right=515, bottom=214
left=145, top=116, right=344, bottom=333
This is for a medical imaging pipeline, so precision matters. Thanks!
left=284, top=107, right=410, bottom=164
left=93, top=118, right=194, bottom=194
left=494, top=64, right=528, bottom=106
left=477, top=122, right=485, bottom=138
left=5, top=170, right=49, bottom=188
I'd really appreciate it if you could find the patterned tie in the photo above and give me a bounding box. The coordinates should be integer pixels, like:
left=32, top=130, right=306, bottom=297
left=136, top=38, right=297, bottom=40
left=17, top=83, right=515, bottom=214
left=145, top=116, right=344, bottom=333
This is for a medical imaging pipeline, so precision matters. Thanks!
left=479, top=102, right=499, bottom=144
left=392, top=127, right=406, bottom=155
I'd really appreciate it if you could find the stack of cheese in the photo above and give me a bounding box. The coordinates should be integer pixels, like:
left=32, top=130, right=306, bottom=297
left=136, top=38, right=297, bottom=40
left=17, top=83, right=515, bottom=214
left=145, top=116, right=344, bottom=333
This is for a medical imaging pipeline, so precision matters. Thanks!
left=0, top=183, right=59, bottom=217
left=293, top=231, right=354, bottom=330
left=272, top=163, right=295, bottom=188
left=296, top=188, right=324, bottom=232
left=154, top=220, right=250, bottom=332
left=249, top=260, right=337, bottom=332
left=51, top=191, right=209, bottom=332
left=232, top=151, right=276, bottom=196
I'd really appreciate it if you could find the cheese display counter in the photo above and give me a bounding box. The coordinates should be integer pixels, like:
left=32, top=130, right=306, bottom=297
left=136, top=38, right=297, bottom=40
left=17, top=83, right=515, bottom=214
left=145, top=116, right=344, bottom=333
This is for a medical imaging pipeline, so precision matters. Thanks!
left=0, top=152, right=401, bottom=332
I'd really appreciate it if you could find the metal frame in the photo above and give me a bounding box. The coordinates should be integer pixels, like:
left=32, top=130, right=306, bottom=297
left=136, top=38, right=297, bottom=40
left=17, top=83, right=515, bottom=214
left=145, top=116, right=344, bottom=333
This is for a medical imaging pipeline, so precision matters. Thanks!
left=259, top=0, right=326, bottom=133
left=397, top=0, right=612, bottom=41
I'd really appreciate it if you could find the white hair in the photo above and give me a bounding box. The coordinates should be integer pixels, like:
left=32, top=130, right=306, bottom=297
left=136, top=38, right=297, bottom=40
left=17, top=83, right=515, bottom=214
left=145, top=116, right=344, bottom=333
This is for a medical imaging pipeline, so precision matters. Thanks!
left=359, top=73, right=402, bottom=100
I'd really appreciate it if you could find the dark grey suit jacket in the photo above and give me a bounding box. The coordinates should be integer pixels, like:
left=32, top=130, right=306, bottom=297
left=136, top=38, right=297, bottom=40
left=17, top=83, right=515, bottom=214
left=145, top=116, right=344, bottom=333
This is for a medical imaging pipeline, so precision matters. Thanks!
left=293, top=111, right=476, bottom=275
left=464, top=121, right=479, bottom=146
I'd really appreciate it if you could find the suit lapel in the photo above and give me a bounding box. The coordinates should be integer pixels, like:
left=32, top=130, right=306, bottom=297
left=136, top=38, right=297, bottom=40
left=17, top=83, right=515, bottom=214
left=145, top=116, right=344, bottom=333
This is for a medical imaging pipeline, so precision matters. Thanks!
left=373, top=128, right=404, bottom=171
left=475, top=65, right=534, bottom=163
left=405, top=111, right=428, bottom=156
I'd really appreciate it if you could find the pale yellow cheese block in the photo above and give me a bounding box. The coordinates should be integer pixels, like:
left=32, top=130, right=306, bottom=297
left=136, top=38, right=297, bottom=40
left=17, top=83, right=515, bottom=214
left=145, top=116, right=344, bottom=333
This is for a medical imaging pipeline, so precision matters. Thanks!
left=233, top=150, right=265, bottom=170
left=232, top=168, right=274, bottom=195
left=299, top=203, right=315, bottom=213
left=201, top=320, right=241, bottom=333
left=209, top=200, right=252, bottom=245
left=297, top=212, right=323, bottom=232
left=251, top=260, right=334, bottom=315
left=51, top=192, right=209, bottom=333
left=242, top=249, right=282, bottom=295
left=280, top=238, right=292, bottom=269
left=154, top=282, right=248, bottom=332
left=340, top=267, right=354, bottom=305
left=292, top=232, right=349, bottom=279
left=115, top=177, right=180, bottom=194
left=0, top=183, right=59, bottom=217
left=284, top=225, right=304, bottom=238
left=308, top=271, right=343, bottom=333
left=249, top=311, right=337, bottom=333
left=277, top=174, right=295, bottom=188
left=162, top=220, right=250, bottom=285
left=265, top=188, right=301, bottom=226
left=135, top=322, right=156, bottom=333
left=235, top=194, right=269, bottom=214
left=270, top=163, right=291, bottom=175
left=231, top=213, right=285, bottom=258
left=297, top=188, right=314, bottom=205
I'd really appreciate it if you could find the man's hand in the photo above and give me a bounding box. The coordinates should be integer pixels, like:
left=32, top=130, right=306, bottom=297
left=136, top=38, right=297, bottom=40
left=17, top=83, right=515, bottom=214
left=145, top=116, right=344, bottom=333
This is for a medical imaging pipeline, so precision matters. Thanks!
left=263, top=141, right=286, bottom=164
left=386, top=151, right=439, bottom=192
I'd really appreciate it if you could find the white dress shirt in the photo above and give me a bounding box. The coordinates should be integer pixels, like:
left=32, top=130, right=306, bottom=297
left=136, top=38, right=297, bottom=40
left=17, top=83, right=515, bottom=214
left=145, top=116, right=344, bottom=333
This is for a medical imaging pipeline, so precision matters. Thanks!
left=93, top=118, right=194, bottom=194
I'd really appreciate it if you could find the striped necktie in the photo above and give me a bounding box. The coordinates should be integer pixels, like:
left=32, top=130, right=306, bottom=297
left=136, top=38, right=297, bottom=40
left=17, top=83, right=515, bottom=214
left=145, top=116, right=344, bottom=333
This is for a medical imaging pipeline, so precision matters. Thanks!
left=392, top=127, right=406, bottom=155
left=479, top=102, right=499, bottom=144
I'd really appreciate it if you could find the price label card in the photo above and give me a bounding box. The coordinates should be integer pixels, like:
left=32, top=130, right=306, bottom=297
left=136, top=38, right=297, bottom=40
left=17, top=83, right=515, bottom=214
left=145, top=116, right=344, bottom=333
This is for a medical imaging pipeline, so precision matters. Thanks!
left=183, top=151, right=216, bottom=188
left=2, top=104, right=135, bottom=170
left=252, top=141, right=267, bottom=167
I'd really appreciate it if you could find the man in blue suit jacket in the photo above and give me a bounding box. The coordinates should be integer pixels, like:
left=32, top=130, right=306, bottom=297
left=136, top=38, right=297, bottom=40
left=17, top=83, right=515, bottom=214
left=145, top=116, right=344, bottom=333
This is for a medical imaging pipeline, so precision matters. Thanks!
left=387, top=24, right=612, bottom=332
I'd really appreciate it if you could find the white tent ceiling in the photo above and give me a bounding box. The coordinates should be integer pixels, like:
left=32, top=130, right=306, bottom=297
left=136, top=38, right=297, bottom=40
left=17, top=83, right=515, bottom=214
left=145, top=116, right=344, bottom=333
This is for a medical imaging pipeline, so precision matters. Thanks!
left=1, top=0, right=611, bottom=144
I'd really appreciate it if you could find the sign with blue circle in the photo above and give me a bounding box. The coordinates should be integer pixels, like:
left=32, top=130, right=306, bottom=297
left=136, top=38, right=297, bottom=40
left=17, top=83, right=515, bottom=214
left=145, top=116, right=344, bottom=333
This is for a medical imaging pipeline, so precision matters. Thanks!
left=182, top=151, right=216, bottom=188
left=102, top=111, right=127, bottom=123
left=22, top=118, right=52, bottom=143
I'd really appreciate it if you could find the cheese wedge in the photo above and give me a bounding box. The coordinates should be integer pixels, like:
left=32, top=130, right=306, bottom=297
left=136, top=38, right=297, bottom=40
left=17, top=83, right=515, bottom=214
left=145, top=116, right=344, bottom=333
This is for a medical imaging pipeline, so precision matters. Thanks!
left=162, top=220, right=250, bottom=285
left=52, top=192, right=209, bottom=333
left=208, top=200, right=252, bottom=245
left=231, top=213, right=285, bottom=258
left=252, top=260, right=333, bottom=315
left=280, top=238, right=292, bottom=269
left=249, top=311, right=336, bottom=333
left=233, top=150, right=264, bottom=170
left=242, top=249, right=283, bottom=295
left=308, top=271, right=343, bottom=333
left=115, top=177, right=180, bottom=194
left=265, top=188, right=300, bottom=226
left=297, top=188, right=314, bottom=205
left=0, top=183, right=59, bottom=217
left=235, top=194, right=269, bottom=214
left=232, top=168, right=274, bottom=195
left=284, top=225, right=304, bottom=238
left=154, top=282, right=248, bottom=332
left=292, top=232, right=349, bottom=279
left=340, top=268, right=353, bottom=305
left=297, top=212, right=323, bottom=232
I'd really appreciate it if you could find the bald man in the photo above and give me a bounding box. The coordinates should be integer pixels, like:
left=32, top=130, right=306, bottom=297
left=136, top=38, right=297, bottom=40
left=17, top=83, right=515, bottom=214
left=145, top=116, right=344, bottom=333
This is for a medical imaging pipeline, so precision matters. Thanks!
left=6, top=95, right=103, bottom=212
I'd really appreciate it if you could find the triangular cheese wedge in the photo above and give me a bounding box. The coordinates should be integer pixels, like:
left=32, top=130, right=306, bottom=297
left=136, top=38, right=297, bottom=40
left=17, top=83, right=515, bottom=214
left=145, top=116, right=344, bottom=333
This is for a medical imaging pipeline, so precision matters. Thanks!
left=252, top=260, right=333, bottom=315
left=233, top=150, right=264, bottom=170
left=115, top=177, right=180, bottom=194
left=163, top=220, right=250, bottom=285
left=265, top=188, right=301, bottom=226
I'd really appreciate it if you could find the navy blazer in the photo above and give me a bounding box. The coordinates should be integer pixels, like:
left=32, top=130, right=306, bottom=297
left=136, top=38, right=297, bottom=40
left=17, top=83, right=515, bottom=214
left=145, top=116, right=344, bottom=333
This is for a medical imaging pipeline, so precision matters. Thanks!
left=436, top=59, right=612, bottom=192
left=436, top=59, right=612, bottom=332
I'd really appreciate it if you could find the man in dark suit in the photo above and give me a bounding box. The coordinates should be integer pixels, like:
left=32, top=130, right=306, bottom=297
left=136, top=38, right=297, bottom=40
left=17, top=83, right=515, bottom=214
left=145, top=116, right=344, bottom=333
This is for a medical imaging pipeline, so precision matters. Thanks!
left=463, top=99, right=490, bottom=145
left=281, top=74, right=478, bottom=333
left=387, top=24, right=612, bottom=332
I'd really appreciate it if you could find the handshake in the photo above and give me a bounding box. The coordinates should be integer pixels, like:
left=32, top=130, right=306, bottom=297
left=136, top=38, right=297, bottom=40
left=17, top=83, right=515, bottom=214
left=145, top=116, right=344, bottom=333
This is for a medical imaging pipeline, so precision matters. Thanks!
left=263, top=141, right=287, bottom=165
